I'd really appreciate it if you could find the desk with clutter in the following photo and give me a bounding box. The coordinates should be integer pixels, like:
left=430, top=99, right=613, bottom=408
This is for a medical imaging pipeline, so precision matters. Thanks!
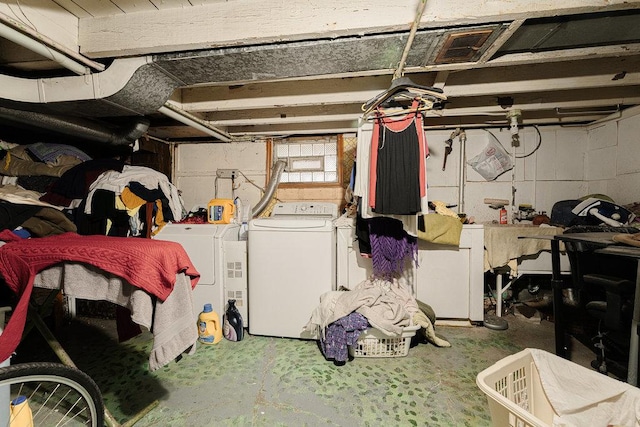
left=482, top=197, right=639, bottom=324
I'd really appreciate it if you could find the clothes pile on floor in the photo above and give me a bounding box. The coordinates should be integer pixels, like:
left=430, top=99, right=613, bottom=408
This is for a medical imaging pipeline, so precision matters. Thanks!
left=305, top=277, right=450, bottom=365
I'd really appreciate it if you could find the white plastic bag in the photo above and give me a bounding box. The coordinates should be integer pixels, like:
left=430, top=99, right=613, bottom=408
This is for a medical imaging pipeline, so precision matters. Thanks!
left=467, top=136, right=513, bottom=181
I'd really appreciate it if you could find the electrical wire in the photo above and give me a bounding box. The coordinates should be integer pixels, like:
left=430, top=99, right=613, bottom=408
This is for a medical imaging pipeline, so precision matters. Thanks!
left=484, top=125, right=543, bottom=159
left=236, top=170, right=283, bottom=204
left=516, top=125, right=542, bottom=159
left=237, top=170, right=265, bottom=193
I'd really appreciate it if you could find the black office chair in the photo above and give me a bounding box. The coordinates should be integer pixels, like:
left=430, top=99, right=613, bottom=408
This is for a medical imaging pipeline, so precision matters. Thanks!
left=583, top=274, right=634, bottom=378
left=563, top=239, right=636, bottom=379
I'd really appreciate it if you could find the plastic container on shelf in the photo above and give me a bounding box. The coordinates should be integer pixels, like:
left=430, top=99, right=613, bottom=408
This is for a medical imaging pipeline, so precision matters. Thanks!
left=349, top=324, right=420, bottom=358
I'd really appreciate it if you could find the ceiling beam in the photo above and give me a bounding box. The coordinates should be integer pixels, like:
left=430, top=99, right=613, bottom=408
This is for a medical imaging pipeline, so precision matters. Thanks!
left=0, top=0, right=79, bottom=53
left=444, top=70, right=640, bottom=98
left=176, top=56, right=640, bottom=113
left=477, top=19, right=525, bottom=64
left=202, top=95, right=640, bottom=128
left=78, top=0, right=640, bottom=58
left=179, top=75, right=413, bottom=112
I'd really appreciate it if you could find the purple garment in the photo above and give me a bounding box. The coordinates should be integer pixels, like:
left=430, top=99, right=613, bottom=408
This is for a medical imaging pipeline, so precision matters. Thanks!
left=369, top=216, right=417, bottom=278
left=320, top=312, right=369, bottom=362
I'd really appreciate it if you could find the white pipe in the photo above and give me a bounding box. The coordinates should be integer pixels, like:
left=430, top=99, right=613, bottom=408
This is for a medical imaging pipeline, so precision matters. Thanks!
left=457, top=129, right=466, bottom=213
left=0, top=12, right=104, bottom=72
left=532, top=129, right=538, bottom=212
left=159, top=103, right=233, bottom=142
left=511, top=139, right=516, bottom=224
left=0, top=22, right=89, bottom=75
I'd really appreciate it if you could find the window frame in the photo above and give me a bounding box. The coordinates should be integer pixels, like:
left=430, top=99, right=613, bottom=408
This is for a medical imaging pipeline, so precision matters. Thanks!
left=266, top=135, right=344, bottom=188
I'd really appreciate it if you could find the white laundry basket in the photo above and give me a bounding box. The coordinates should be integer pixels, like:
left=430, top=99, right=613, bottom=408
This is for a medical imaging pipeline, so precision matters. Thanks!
left=478, top=347, right=640, bottom=427
left=476, top=349, right=556, bottom=427
left=349, top=325, right=420, bottom=358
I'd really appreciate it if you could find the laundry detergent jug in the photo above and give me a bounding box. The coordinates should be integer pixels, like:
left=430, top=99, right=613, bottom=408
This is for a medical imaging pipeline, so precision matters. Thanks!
left=197, top=303, right=223, bottom=345
left=223, top=299, right=244, bottom=341
left=207, top=199, right=235, bottom=224
left=10, top=395, right=33, bottom=427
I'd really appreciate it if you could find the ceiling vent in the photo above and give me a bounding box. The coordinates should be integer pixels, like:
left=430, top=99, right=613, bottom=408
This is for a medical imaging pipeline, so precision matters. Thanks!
left=434, top=29, right=494, bottom=64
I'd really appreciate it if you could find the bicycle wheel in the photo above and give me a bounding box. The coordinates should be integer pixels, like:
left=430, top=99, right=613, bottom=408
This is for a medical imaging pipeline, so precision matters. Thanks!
left=0, top=362, right=104, bottom=427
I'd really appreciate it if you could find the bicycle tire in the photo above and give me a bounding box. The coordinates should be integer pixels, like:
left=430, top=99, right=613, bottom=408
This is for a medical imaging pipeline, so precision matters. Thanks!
left=0, top=362, right=105, bottom=426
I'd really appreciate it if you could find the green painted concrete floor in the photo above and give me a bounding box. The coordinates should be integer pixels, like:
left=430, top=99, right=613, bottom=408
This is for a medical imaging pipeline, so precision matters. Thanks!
left=14, top=306, right=597, bottom=427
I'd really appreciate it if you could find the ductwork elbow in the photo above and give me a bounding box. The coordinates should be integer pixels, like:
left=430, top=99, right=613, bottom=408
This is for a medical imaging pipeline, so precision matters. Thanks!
left=252, top=160, right=286, bottom=218
left=110, top=118, right=150, bottom=146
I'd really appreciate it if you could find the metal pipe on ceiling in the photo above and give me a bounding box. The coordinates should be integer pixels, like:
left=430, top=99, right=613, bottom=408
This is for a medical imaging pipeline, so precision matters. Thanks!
left=159, top=102, right=233, bottom=142
left=0, top=23, right=87, bottom=75
left=0, top=12, right=105, bottom=74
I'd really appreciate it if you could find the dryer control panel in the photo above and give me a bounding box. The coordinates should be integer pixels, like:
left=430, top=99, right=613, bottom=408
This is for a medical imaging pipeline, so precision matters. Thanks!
left=271, top=202, right=338, bottom=219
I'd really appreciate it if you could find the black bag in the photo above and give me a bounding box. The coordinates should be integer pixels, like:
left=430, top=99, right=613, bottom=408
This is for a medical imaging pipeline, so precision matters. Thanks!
left=550, top=200, right=591, bottom=227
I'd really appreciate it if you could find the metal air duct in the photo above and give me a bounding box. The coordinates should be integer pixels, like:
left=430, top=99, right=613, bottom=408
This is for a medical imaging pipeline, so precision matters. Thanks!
left=0, top=106, right=149, bottom=146
left=252, top=160, right=286, bottom=217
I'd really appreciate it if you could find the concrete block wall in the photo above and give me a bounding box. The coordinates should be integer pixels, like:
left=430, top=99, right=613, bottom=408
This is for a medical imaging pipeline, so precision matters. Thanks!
left=585, top=106, right=640, bottom=205
left=174, top=140, right=347, bottom=216
left=174, top=112, right=640, bottom=222
left=174, top=141, right=267, bottom=214
left=423, top=126, right=588, bottom=223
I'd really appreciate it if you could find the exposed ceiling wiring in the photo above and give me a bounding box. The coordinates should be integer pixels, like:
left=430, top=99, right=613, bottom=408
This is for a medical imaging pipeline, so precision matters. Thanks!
left=515, top=125, right=542, bottom=159
left=484, top=125, right=542, bottom=159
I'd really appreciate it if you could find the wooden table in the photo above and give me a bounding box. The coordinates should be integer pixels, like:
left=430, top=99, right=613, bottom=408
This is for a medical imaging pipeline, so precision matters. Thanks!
left=483, top=224, right=566, bottom=317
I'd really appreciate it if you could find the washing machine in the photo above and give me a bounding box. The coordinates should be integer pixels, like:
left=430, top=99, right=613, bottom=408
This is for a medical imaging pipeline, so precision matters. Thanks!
left=154, top=223, right=248, bottom=323
left=248, top=202, right=337, bottom=339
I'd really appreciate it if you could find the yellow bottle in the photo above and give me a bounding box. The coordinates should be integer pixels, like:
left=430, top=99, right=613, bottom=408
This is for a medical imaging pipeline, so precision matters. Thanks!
left=207, top=199, right=235, bottom=224
left=197, top=304, right=223, bottom=345
left=10, top=396, right=33, bottom=427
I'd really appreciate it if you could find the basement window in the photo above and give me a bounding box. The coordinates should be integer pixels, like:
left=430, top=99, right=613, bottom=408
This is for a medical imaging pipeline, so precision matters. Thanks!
left=270, top=135, right=342, bottom=185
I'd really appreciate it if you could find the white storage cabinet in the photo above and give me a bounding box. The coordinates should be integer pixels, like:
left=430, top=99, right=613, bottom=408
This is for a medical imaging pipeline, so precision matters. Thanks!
left=336, top=223, right=484, bottom=323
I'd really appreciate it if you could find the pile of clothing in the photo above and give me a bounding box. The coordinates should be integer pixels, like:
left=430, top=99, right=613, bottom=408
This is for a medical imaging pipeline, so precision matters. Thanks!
left=305, top=278, right=450, bottom=365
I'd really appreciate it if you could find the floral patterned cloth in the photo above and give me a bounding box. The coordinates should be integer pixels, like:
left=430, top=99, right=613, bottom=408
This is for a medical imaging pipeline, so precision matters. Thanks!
left=320, top=312, right=369, bottom=362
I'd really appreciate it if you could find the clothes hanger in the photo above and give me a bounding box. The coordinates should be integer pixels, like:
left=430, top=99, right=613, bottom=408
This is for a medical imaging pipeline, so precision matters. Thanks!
left=361, top=76, right=447, bottom=117
left=363, top=93, right=445, bottom=120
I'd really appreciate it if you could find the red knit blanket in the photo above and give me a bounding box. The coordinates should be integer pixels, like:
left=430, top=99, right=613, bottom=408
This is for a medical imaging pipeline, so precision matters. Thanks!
left=0, top=231, right=200, bottom=363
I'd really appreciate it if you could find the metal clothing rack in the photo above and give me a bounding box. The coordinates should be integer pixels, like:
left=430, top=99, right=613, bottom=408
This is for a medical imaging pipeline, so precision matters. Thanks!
left=360, top=77, right=447, bottom=118
left=24, top=296, right=159, bottom=427
left=360, top=0, right=448, bottom=119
